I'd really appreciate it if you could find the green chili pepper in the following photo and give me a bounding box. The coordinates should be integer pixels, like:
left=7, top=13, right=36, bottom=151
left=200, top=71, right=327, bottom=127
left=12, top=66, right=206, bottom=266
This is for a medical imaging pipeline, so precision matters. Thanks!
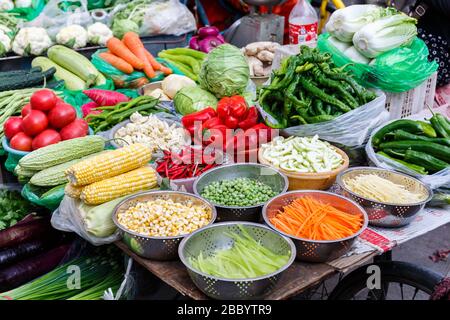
left=377, top=151, right=428, bottom=175
left=430, top=114, right=450, bottom=138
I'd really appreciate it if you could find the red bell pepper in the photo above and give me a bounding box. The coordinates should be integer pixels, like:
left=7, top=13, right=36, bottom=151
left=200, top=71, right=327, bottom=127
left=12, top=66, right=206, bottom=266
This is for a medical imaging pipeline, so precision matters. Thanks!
left=181, top=107, right=217, bottom=128
left=229, top=96, right=248, bottom=120
left=238, top=106, right=259, bottom=130
left=202, top=117, right=223, bottom=130
left=203, top=124, right=228, bottom=148
left=225, top=115, right=239, bottom=129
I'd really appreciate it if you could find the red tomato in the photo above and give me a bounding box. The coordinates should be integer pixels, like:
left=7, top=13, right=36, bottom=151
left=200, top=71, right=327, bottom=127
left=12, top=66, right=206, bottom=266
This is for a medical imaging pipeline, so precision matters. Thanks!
left=47, top=103, right=76, bottom=129
left=21, top=110, right=48, bottom=137
left=21, top=103, right=31, bottom=117
left=31, top=129, right=61, bottom=150
left=30, top=89, right=57, bottom=112
left=3, top=117, right=23, bottom=140
left=59, top=119, right=89, bottom=141
left=10, top=132, right=33, bottom=151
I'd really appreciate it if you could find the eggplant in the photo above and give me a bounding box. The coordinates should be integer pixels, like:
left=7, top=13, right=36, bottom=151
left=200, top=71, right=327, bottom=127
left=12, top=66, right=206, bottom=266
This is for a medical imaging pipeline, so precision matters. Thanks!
left=0, top=244, right=70, bottom=292
left=0, top=216, right=53, bottom=249
left=0, top=237, right=58, bottom=268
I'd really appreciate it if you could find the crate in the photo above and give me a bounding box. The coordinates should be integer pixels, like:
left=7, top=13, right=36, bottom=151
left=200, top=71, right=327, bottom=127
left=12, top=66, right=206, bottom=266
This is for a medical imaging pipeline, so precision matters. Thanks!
left=0, top=32, right=192, bottom=72
left=384, top=72, right=437, bottom=120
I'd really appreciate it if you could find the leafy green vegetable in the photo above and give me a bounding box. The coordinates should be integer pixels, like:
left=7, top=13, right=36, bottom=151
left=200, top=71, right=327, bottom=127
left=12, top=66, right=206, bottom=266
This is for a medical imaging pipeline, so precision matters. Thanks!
left=189, top=225, right=290, bottom=279
left=173, top=86, right=218, bottom=115
left=0, top=188, right=34, bottom=230
left=112, top=19, right=139, bottom=39
left=199, top=44, right=250, bottom=98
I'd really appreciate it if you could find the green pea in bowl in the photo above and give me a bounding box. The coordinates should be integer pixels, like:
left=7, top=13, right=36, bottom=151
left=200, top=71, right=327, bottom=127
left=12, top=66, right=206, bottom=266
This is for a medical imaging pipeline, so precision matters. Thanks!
left=193, top=163, right=289, bottom=222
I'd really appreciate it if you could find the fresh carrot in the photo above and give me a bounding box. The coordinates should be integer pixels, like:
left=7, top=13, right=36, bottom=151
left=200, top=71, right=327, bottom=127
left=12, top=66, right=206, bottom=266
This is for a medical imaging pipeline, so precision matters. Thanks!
left=269, top=197, right=363, bottom=241
left=99, top=52, right=134, bottom=74
left=144, top=50, right=173, bottom=75
left=122, top=32, right=156, bottom=78
left=106, top=37, right=144, bottom=70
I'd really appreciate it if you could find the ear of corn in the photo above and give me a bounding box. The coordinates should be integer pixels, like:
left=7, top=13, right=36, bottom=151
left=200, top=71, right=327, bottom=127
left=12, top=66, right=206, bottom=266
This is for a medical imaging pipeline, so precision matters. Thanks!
left=80, top=166, right=158, bottom=205
left=66, top=143, right=153, bottom=187
left=65, top=183, right=83, bottom=199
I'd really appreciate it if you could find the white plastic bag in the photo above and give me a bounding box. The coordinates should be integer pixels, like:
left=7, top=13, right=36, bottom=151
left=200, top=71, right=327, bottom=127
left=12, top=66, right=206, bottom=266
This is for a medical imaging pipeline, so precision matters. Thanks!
left=139, top=0, right=196, bottom=37
left=365, top=119, right=450, bottom=190
left=24, top=0, right=92, bottom=39
left=257, top=91, right=388, bottom=147
left=51, top=196, right=121, bottom=246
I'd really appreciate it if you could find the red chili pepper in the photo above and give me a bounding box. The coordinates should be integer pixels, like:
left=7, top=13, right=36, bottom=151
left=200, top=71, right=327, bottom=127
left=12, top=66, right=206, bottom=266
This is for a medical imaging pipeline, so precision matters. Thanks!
left=238, top=106, right=259, bottom=130
left=225, top=116, right=239, bottom=129
left=181, top=107, right=217, bottom=128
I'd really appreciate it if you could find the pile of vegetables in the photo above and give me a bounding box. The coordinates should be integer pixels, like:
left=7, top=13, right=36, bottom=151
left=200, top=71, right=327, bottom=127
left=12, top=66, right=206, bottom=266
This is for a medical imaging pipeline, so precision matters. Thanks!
left=99, top=32, right=172, bottom=81
left=189, top=225, right=290, bottom=279
left=0, top=188, right=35, bottom=230
left=84, top=95, right=168, bottom=133
left=114, top=112, right=190, bottom=152
left=189, top=26, right=225, bottom=54
left=259, top=46, right=377, bottom=128
left=326, top=5, right=417, bottom=63
left=0, top=215, right=70, bottom=292
left=3, top=89, right=89, bottom=152
left=32, top=45, right=106, bottom=90
left=155, top=147, right=221, bottom=180
left=372, top=115, right=450, bottom=175
left=260, top=136, right=344, bottom=173
left=242, top=41, right=280, bottom=78
left=158, top=47, right=207, bottom=82
left=201, top=177, right=277, bottom=207
left=270, top=196, right=364, bottom=240
left=1, top=245, right=123, bottom=300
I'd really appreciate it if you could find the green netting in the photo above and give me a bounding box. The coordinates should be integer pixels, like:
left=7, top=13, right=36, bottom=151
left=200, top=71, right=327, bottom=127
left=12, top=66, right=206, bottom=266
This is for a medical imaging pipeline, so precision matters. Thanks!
left=21, top=183, right=65, bottom=211
left=91, top=49, right=184, bottom=88
left=317, top=33, right=438, bottom=93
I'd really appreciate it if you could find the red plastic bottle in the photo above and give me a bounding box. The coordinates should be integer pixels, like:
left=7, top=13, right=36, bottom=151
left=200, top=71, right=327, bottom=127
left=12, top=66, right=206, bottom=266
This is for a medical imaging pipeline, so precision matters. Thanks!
left=288, top=0, right=319, bottom=44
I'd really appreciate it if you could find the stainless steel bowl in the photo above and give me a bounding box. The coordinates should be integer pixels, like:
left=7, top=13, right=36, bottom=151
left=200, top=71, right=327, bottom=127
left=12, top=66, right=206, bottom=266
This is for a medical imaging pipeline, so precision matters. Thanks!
left=178, top=221, right=296, bottom=300
left=193, top=163, right=289, bottom=222
left=262, top=190, right=368, bottom=263
left=336, top=167, right=433, bottom=228
left=113, top=191, right=217, bottom=260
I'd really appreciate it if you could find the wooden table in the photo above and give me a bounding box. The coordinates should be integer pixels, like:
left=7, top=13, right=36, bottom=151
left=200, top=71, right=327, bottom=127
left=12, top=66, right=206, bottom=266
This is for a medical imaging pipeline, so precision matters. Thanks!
left=115, top=241, right=378, bottom=300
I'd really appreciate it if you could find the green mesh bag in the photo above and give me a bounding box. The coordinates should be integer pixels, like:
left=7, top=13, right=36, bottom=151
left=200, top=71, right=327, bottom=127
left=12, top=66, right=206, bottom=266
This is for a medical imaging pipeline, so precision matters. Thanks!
left=317, top=33, right=438, bottom=93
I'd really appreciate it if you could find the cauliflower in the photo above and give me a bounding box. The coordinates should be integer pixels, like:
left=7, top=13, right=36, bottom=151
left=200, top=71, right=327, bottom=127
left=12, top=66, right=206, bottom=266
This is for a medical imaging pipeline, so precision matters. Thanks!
left=0, top=0, right=14, bottom=11
left=0, top=30, right=11, bottom=56
left=87, top=22, right=113, bottom=46
left=12, top=27, right=52, bottom=56
left=14, top=0, right=32, bottom=8
left=56, top=25, right=87, bottom=49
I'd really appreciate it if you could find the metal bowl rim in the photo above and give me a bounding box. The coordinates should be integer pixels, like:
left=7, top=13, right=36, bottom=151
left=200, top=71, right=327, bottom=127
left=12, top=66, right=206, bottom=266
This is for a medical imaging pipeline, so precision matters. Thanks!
left=261, top=190, right=369, bottom=244
left=336, top=166, right=433, bottom=207
left=192, top=163, right=289, bottom=210
left=112, top=190, right=217, bottom=240
left=178, top=221, right=297, bottom=282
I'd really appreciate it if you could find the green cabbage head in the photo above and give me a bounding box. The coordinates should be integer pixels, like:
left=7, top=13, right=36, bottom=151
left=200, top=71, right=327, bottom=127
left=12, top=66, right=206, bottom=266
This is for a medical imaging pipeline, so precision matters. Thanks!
left=174, top=86, right=218, bottom=115
left=199, top=44, right=250, bottom=98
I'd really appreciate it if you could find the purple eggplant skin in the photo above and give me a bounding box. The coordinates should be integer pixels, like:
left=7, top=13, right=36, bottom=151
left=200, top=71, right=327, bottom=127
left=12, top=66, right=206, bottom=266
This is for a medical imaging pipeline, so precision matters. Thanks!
left=198, top=26, right=220, bottom=38
left=0, top=216, right=52, bottom=249
left=189, top=36, right=200, bottom=51
left=0, top=238, right=56, bottom=268
left=0, top=244, right=70, bottom=292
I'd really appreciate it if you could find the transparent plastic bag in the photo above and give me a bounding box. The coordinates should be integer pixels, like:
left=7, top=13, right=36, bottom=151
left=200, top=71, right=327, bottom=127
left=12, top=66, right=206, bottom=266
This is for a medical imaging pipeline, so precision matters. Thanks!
left=258, top=91, right=388, bottom=147
left=365, top=120, right=450, bottom=190
left=317, top=33, right=438, bottom=93
left=51, top=196, right=122, bottom=246
left=24, top=0, right=93, bottom=39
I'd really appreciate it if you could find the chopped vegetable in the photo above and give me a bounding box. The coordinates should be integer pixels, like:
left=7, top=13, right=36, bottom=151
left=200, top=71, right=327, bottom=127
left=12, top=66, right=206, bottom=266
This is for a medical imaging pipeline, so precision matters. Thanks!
left=270, top=196, right=363, bottom=240
left=260, top=135, right=344, bottom=173
left=117, top=197, right=212, bottom=237
left=201, top=177, right=277, bottom=207
left=189, top=225, right=290, bottom=279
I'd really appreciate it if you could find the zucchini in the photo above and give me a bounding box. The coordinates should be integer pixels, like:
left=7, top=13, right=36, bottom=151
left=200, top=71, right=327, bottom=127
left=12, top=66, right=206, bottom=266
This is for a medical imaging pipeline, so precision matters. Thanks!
left=0, top=68, right=56, bottom=91
left=32, top=57, right=86, bottom=91
left=94, top=72, right=107, bottom=86
left=19, top=136, right=105, bottom=171
left=48, top=45, right=99, bottom=87
left=0, top=67, right=42, bottom=79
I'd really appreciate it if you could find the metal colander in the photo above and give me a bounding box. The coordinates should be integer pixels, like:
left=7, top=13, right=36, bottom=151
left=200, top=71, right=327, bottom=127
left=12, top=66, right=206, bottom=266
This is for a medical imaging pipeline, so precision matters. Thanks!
left=262, top=190, right=368, bottom=263
left=112, top=191, right=217, bottom=260
left=336, top=167, right=433, bottom=228
left=193, top=163, right=289, bottom=222
left=178, top=222, right=296, bottom=300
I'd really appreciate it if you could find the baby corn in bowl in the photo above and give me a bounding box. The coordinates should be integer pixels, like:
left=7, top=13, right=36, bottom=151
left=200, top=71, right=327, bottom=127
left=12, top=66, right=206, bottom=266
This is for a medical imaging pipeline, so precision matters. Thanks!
left=113, top=191, right=217, bottom=260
